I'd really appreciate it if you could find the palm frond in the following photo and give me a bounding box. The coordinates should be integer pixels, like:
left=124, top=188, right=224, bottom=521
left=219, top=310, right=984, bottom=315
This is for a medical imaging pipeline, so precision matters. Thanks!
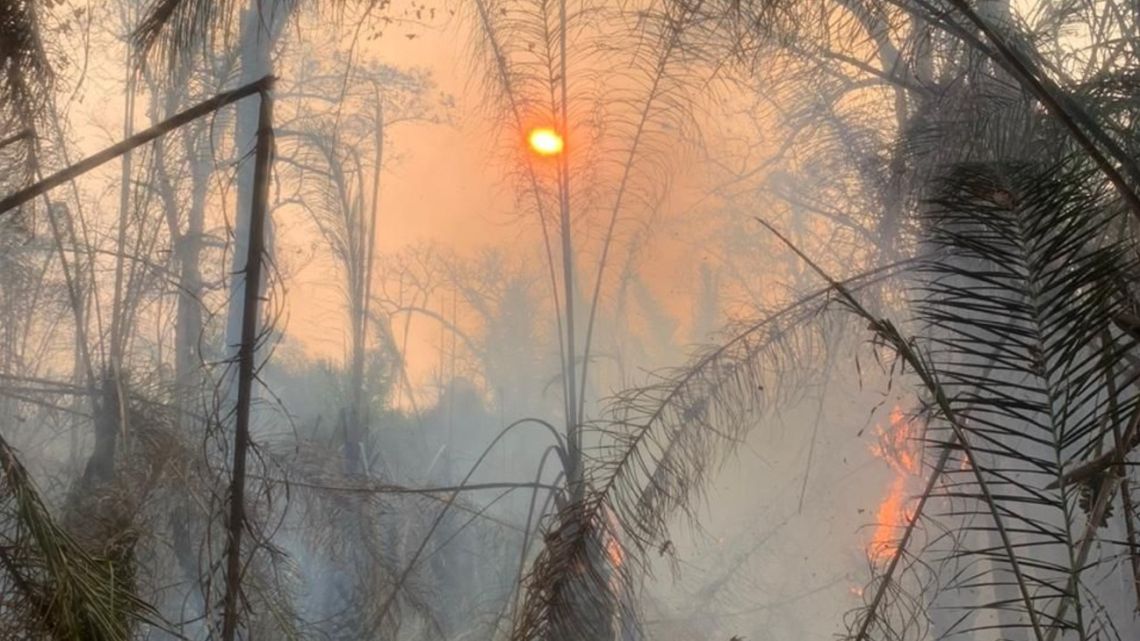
left=0, top=0, right=50, bottom=124
left=134, top=0, right=229, bottom=67
left=0, top=0, right=50, bottom=200
left=839, top=158, right=1140, bottom=640
left=134, top=0, right=307, bottom=69
left=0, top=432, right=158, bottom=641
left=904, top=158, right=1139, bottom=638
left=510, top=259, right=909, bottom=641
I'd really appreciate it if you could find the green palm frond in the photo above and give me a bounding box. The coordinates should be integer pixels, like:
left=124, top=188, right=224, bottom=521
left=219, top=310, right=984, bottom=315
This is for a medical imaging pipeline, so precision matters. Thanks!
left=0, top=433, right=158, bottom=641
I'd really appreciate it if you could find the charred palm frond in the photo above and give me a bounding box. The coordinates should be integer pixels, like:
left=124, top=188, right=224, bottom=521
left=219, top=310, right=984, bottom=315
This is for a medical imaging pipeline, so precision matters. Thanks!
left=1077, top=470, right=1116, bottom=529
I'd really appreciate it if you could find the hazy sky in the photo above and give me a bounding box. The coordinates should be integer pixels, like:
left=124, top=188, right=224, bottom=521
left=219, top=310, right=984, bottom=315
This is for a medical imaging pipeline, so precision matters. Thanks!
left=271, top=5, right=743, bottom=384
left=61, top=1, right=760, bottom=398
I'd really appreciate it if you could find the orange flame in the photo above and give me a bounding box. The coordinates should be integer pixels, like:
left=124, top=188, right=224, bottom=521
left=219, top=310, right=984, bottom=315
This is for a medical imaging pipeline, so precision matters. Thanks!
left=867, top=405, right=920, bottom=564
left=602, top=505, right=624, bottom=571
left=606, top=533, right=624, bottom=568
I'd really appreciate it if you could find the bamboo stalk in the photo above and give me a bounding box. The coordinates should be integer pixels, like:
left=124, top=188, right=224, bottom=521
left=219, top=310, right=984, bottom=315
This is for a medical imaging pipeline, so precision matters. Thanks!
left=219, top=79, right=275, bottom=641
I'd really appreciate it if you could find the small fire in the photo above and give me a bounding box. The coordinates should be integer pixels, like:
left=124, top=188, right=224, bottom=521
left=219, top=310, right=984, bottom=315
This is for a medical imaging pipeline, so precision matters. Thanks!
left=867, top=405, right=921, bottom=564
left=606, top=533, right=624, bottom=568
left=869, top=405, right=920, bottom=476
left=602, top=505, right=624, bottom=570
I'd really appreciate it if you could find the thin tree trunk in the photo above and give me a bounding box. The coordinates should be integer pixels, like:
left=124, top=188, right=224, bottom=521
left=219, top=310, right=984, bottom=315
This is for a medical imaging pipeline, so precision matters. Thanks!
left=105, top=37, right=138, bottom=484
left=174, top=144, right=208, bottom=429
left=345, top=89, right=384, bottom=476
left=223, top=1, right=284, bottom=364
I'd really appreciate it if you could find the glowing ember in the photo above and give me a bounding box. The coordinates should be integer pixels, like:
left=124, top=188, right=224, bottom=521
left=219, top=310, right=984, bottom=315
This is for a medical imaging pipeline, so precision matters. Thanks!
left=603, top=506, right=624, bottom=569
left=528, top=127, right=564, bottom=156
left=867, top=405, right=921, bottom=564
left=606, top=532, right=624, bottom=568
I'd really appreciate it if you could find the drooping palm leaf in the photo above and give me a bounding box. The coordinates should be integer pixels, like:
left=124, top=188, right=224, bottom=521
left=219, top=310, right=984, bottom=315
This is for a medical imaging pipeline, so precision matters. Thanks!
left=0, top=0, right=49, bottom=202
left=0, top=432, right=158, bottom=641
left=134, top=0, right=222, bottom=64
left=134, top=0, right=309, bottom=68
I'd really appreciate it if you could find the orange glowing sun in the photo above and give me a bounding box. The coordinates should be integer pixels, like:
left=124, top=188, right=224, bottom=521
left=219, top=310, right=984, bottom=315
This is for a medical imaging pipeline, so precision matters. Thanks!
left=528, top=128, right=564, bottom=156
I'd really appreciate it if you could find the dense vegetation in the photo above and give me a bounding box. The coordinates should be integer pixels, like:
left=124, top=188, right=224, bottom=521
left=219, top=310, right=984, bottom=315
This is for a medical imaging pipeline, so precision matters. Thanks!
left=2, top=0, right=1140, bottom=639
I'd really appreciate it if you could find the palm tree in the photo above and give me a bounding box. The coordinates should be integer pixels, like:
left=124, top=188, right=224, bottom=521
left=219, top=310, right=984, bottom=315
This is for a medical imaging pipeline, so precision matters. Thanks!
left=9, top=2, right=1140, bottom=640
left=543, top=1, right=1140, bottom=640
left=463, top=0, right=729, bottom=637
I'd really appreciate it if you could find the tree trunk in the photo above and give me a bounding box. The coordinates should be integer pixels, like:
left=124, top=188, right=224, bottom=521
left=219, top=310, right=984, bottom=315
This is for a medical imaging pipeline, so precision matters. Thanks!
left=223, top=1, right=285, bottom=365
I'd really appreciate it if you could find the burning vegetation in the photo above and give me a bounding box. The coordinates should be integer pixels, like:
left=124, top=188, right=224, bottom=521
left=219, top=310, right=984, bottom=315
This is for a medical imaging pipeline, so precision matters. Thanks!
left=3, top=0, right=1140, bottom=640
